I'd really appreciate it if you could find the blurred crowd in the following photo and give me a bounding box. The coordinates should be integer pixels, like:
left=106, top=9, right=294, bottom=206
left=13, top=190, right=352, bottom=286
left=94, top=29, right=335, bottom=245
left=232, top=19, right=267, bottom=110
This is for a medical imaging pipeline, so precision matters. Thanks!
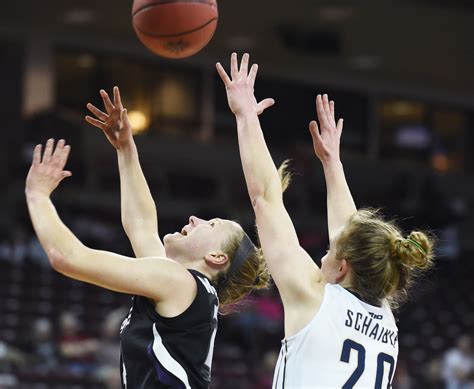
left=0, top=309, right=124, bottom=388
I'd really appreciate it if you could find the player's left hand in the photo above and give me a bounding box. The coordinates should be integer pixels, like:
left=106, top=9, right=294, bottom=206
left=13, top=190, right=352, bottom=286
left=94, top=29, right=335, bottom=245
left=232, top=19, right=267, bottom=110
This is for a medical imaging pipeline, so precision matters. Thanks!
left=309, top=94, right=344, bottom=164
left=85, top=86, right=133, bottom=150
left=216, top=52, right=275, bottom=117
left=25, top=138, right=72, bottom=197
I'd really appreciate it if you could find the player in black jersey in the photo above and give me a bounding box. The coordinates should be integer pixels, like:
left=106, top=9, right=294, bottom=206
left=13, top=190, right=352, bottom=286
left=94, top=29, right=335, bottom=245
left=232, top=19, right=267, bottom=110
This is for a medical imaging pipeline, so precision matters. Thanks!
left=25, top=88, right=274, bottom=388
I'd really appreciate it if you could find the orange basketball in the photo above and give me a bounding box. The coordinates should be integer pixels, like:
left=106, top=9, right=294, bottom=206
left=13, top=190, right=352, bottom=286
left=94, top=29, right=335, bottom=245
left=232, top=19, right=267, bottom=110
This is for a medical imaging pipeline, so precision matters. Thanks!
left=132, top=0, right=218, bottom=59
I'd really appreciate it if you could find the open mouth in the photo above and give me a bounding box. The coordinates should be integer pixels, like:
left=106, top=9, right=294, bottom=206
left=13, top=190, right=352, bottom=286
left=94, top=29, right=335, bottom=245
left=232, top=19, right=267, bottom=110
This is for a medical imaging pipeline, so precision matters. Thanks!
left=180, top=228, right=188, bottom=236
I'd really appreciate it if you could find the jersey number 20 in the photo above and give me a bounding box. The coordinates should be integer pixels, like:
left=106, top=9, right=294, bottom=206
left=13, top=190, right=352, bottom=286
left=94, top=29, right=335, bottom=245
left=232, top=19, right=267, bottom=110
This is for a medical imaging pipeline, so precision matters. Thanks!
left=340, top=339, right=395, bottom=389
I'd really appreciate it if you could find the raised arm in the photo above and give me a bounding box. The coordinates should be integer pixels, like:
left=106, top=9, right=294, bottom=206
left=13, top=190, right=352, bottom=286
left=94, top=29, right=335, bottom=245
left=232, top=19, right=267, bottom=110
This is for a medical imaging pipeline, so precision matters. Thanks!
left=25, top=140, right=194, bottom=309
left=86, top=87, right=165, bottom=258
left=309, top=94, right=357, bottom=240
left=217, top=53, right=325, bottom=312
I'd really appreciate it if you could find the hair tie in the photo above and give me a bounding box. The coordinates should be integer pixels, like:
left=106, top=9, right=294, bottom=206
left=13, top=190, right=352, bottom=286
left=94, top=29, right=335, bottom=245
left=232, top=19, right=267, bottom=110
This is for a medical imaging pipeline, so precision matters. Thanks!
left=407, top=238, right=427, bottom=256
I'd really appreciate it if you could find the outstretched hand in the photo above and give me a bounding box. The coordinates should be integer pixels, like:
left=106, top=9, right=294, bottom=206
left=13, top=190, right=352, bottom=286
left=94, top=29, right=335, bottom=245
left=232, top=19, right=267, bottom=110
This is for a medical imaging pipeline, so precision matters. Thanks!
left=309, top=94, right=344, bottom=163
left=216, top=52, right=275, bottom=117
left=86, top=86, right=132, bottom=150
left=26, top=139, right=72, bottom=197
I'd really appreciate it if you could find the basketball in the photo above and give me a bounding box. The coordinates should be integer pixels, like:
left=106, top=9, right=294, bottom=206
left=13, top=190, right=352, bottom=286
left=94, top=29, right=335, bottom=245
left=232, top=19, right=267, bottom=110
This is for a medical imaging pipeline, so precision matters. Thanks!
left=132, top=0, right=218, bottom=59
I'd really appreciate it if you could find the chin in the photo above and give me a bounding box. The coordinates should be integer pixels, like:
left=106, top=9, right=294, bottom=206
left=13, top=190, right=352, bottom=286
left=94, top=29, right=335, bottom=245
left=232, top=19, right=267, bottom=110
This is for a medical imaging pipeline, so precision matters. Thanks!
left=163, top=234, right=175, bottom=248
left=163, top=234, right=183, bottom=259
left=163, top=231, right=181, bottom=242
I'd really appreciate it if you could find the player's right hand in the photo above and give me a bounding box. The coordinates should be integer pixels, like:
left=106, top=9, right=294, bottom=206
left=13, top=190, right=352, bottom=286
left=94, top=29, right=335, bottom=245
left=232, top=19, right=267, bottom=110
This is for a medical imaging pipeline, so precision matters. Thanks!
left=85, top=86, right=133, bottom=150
left=216, top=52, right=275, bottom=117
left=25, top=139, right=72, bottom=197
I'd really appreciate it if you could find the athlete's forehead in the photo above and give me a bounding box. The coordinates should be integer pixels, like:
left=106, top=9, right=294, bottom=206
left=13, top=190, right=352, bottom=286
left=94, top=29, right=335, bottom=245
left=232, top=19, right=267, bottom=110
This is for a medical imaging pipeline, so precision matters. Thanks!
left=209, top=217, right=234, bottom=225
left=212, top=218, right=242, bottom=232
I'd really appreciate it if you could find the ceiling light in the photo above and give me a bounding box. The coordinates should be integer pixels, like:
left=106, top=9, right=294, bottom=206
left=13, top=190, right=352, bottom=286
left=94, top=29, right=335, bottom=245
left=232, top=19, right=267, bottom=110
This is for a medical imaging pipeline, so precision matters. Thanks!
left=128, top=110, right=149, bottom=134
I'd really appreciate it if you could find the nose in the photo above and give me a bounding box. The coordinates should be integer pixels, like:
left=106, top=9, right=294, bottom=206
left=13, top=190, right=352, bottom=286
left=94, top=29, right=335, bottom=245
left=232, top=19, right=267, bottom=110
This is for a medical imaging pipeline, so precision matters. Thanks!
left=189, top=216, right=203, bottom=226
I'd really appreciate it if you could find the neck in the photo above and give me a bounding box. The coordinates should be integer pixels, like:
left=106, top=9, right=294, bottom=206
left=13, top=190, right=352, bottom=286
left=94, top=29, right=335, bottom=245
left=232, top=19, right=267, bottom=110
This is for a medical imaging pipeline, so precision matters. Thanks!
left=338, top=270, right=353, bottom=290
left=186, top=263, right=215, bottom=281
left=340, top=275, right=382, bottom=307
left=339, top=278, right=352, bottom=289
left=166, top=251, right=216, bottom=281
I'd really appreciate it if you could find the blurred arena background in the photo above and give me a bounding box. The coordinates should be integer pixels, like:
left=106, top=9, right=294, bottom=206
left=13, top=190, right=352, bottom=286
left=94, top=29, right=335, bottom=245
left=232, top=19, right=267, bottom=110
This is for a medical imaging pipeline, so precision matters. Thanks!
left=0, top=0, right=473, bottom=388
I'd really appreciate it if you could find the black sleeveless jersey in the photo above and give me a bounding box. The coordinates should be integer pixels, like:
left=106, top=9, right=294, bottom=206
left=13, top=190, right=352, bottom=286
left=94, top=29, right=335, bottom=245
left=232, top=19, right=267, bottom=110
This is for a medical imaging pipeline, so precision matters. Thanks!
left=119, top=270, right=219, bottom=389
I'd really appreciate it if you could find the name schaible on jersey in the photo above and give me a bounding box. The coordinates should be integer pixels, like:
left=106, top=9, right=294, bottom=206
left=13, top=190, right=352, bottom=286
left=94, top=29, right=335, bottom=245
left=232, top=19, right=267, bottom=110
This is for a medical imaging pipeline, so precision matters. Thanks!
left=344, top=309, right=398, bottom=348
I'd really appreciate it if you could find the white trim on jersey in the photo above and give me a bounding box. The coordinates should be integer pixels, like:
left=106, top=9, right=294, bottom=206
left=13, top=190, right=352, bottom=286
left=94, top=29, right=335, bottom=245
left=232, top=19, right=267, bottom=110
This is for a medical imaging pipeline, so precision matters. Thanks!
left=272, top=342, right=287, bottom=389
left=197, top=276, right=218, bottom=297
left=204, top=304, right=218, bottom=371
left=197, top=275, right=219, bottom=376
left=122, top=357, right=127, bottom=389
left=151, top=324, right=192, bottom=389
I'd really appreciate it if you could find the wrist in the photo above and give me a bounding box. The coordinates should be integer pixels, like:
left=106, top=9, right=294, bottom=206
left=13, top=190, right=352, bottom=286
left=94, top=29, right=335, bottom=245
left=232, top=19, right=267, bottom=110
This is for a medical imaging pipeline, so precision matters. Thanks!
left=235, top=110, right=259, bottom=122
left=321, top=157, right=342, bottom=169
left=25, top=189, right=50, bottom=201
left=117, top=139, right=136, bottom=154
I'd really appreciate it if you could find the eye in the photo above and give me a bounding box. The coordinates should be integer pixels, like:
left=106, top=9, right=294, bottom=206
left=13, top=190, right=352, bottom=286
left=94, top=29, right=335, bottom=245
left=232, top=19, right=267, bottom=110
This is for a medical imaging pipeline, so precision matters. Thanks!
left=210, top=222, right=215, bottom=227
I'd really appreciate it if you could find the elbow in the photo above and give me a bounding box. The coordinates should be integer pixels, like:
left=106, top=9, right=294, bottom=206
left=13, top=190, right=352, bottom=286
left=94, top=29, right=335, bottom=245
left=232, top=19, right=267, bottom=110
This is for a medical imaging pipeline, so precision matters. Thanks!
left=250, top=185, right=281, bottom=210
left=247, top=178, right=270, bottom=207
left=251, top=194, right=270, bottom=212
left=249, top=191, right=263, bottom=210
left=47, top=244, right=86, bottom=274
left=47, top=248, right=70, bottom=273
left=247, top=167, right=288, bottom=203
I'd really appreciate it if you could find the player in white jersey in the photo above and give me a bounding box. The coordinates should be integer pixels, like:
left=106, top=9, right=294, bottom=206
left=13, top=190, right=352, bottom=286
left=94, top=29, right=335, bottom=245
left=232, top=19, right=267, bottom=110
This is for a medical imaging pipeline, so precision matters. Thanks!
left=217, top=53, right=435, bottom=388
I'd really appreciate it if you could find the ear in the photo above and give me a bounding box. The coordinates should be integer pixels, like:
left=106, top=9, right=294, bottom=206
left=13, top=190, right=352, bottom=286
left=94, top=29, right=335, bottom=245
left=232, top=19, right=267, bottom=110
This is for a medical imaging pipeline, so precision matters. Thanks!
left=204, top=251, right=229, bottom=268
left=335, top=258, right=350, bottom=283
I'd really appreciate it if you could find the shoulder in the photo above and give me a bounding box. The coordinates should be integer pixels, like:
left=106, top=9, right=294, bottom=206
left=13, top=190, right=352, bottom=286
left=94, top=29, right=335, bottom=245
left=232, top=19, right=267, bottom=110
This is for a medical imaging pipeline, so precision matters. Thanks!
left=284, top=284, right=380, bottom=337
left=145, top=257, right=197, bottom=290
left=284, top=280, right=330, bottom=336
left=150, top=262, right=198, bottom=317
left=154, top=270, right=218, bottom=321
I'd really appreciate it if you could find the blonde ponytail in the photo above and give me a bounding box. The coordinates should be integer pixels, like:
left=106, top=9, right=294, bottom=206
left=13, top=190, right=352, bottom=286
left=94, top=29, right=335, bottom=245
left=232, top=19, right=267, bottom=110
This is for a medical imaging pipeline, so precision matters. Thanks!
left=278, top=160, right=292, bottom=193
left=394, top=232, right=434, bottom=271
left=337, top=209, right=435, bottom=308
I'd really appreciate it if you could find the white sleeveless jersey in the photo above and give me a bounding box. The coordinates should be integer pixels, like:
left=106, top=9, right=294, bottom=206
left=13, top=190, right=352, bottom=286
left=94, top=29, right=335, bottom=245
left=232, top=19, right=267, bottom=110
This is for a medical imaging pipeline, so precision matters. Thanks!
left=273, top=284, right=399, bottom=389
